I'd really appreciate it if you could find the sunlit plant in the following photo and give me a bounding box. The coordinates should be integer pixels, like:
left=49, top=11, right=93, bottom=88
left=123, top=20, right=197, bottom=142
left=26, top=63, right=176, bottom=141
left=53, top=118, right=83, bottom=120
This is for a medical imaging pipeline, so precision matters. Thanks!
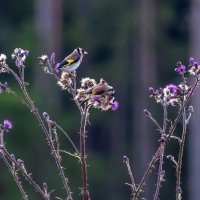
left=0, top=48, right=118, bottom=200
left=123, top=58, right=199, bottom=200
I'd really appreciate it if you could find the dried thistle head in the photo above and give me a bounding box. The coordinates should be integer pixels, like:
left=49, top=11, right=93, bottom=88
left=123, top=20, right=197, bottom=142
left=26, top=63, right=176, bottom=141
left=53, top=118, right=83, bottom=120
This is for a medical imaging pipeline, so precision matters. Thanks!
left=0, top=54, right=7, bottom=73
left=57, top=72, right=74, bottom=90
left=81, top=77, right=96, bottom=88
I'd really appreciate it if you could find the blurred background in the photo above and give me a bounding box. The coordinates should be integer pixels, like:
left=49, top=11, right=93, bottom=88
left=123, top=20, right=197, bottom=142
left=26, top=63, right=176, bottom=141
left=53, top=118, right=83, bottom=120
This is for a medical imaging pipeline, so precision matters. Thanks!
left=0, top=0, right=200, bottom=199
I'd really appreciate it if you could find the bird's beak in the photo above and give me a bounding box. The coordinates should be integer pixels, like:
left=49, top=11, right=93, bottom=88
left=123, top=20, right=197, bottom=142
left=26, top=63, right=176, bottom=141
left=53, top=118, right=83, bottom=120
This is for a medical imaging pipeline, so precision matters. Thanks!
left=84, top=51, right=88, bottom=55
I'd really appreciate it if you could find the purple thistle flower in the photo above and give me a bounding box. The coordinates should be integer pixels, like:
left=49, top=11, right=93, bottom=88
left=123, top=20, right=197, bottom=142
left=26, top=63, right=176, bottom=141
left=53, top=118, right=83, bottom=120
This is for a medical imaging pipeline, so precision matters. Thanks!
left=0, top=82, right=8, bottom=93
left=43, top=182, right=48, bottom=190
left=175, top=61, right=186, bottom=75
left=166, top=84, right=178, bottom=94
left=3, top=119, right=13, bottom=129
left=148, top=87, right=155, bottom=94
left=17, top=159, right=24, bottom=166
left=194, top=61, right=199, bottom=68
left=189, top=57, right=195, bottom=66
left=22, top=50, right=29, bottom=56
left=111, top=101, right=119, bottom=111
left=38, top=55, right=48, bottom=64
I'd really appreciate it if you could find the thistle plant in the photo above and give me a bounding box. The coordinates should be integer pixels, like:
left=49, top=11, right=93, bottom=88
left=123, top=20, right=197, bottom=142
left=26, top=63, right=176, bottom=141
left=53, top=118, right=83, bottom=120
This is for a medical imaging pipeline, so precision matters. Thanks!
left=0, top=48, right=118, bottom=200
left=123, top=58, right=200, bottom=200
left=0, top=47, right=199, bottom=200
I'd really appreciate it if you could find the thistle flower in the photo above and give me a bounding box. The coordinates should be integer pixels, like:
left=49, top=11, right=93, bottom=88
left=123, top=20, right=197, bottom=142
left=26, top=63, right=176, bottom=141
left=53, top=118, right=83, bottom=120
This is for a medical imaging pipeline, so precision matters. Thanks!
left=148, top=87, right=155, bottom=94
left=0, top=54, right=7, bottom=73
left=175, top=61, right=186, bottom=75
left=188, top=57, right=200, bottom=75
left=189, top=57, right=195, bottom=67
left=38, top=55, right=48, bottom=64
left=81, top=77, right=96, bottom=88
left=0, top=54, right=7, bottom=64
left=111, top=101, right=119, bottom=111
left=165, top=84, right=178, bottom=94
left=12, top=48, right=29, bottom=68
left=57, top=72, right=73, bottom=89
left=150, top=81, right=191, bottom=107
left=43, top=182, right=48, bottom=190
left=0, top=82, right=8, bottom=93
left=3, top=119, right=13, bottom=130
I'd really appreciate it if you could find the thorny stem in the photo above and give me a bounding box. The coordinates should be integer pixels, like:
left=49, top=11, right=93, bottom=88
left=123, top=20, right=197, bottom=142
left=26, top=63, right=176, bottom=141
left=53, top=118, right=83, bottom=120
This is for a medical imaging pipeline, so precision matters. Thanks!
left=80, top=105, right=90, bottom=200
left=71, top=78, right=83, bottom=115
left=8, top=90, right=31, bottom=109
left=24, top=94, right=72, bottom=199
left=175, top=76, right=187, bottom=200
left=1, top=148, right=49, bottom=200
left=151, top=78, right=199, bottom=200
left=162, top=103, right=167, bottom=134
left=170, top=136, right=182, bottom=144
left=153, top=146, right=165, bottom=200
left=133, top=146, right=163, bottom=200
left=146, top=114, right=163, bottom=135
left=153, top=103, right=167, bottom=200
left=176, top=108, right=186, bottom=200
left=56, top=124, right=80, bottom=155
left=0, top=154, right=28, bottom=200
left=124, top=156, right=137, bottom=194
left=167, top=77, right=199, bottom=140
left=6, top=66, right=73, bottom=199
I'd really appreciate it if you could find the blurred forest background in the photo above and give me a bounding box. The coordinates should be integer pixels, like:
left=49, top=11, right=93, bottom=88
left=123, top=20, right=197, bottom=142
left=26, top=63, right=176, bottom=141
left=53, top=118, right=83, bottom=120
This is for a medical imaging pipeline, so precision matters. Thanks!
left=0, top=0, right=200, bottom=199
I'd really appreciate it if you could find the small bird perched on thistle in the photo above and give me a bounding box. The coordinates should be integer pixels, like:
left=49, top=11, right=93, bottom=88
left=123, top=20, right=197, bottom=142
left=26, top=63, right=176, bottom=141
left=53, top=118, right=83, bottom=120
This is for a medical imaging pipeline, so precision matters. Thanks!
left=85, top=79, right=115, bottom=97
left=80, top=79, right=115, bottom=105
left=55, top=47, right=88, bottom=72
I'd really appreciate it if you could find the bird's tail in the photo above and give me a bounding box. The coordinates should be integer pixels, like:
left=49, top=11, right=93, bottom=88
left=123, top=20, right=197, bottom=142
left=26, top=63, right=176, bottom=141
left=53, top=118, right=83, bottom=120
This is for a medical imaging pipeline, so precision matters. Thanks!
left=55, top=59, right=68, bottom=71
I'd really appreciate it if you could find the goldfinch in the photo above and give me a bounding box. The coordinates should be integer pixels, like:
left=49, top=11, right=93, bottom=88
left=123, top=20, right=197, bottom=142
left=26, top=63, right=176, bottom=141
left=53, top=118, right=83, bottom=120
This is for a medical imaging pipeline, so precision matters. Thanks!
left=56, top=47, right=88, bottom=72
left=85, top=83, right=115, bottom=97
left=81, top=79, right=115, bottom=105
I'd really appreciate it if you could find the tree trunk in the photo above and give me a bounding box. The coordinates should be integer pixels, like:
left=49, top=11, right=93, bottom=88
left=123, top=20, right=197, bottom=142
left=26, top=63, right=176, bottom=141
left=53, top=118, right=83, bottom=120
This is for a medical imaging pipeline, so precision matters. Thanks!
left=34, top=0, right=63, bottom=112
left=132, top=0, right=156, bottom=197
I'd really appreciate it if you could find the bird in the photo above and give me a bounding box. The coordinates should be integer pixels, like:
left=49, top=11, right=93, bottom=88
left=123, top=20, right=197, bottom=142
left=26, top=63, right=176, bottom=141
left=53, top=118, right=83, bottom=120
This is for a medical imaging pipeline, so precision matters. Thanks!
left=81, top=79, right=115, bottom=105
left=55, top=47, right=88, bottom=72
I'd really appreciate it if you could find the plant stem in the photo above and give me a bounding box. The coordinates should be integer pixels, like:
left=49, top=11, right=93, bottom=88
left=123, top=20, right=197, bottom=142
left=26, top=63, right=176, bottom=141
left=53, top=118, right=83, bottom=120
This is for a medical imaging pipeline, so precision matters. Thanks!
left=56, top=123, right=79, bottom=154
left=124, top=156, right=137, bottom=194
left=80, top=105, right=90, bottom=200
left=153, top=103, right=167, bottom=200
left=6, top=67, right=73, bottom=199
left=0, top=154, right=28, bottom=200
left=1, top=148, right=49, bottom=199
left=176, top=108, right=186, bottom=200
left=167, top=77, right=199, bottom=140
left=146, top=113, right=163, bottom=135
left=133, top=145, right=163, bottom=200
left=153, top=146, right=165, bottom=200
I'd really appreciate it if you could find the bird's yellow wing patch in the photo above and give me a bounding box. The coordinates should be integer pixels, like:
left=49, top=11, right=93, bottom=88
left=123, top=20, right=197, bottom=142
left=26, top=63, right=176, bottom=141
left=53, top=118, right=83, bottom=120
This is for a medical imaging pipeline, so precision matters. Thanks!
left=64, top=59, right=75, bottom=66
